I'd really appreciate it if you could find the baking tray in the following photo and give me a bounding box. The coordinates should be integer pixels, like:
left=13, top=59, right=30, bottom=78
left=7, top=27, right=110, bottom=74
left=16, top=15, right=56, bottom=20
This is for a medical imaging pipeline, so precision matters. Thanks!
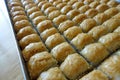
left=4, top=0, right=30, bottom=80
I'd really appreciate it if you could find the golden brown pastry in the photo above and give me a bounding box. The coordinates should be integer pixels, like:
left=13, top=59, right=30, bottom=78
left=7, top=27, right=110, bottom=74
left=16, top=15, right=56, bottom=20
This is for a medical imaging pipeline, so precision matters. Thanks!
left=98, top=54, right=120, bottom=80
left=58, top=20, right=75, bottom=33
left=35, top=0, right=47, bottom=5
left=88, top=25, right=109, bottom=40
left=100, top=0, right=109, bottom=3
left=44, top=7, right=57, bottom=15
left=71, top=33, right=94, bottom=50
left=33, top=16, right=47, bottom=26
left=11, top=11, right=26, bottom=17
left=41, top=3, right=53, bottom=11
left=40, top=27, right=58, bottom=41
left=37, top=67, right=67, bottom=80
left=51, top=42, right=75, bottom=62
left=80, top=70, right=109, bottom=80
left=64, top=26, right=82, bottom=40
left=81, top=43, right=109, bottom=65
left=104, top=8, right=119, bottom=18
left=53, top=15, right=68, bottom=26
left=9, top=1, right=22, bottom=8
left=116, top=4, right=120, bottom=11
left=93, top=13, right=109, bottom=25
left=84, top=0, right=93, bottom=5
left=79, top=5, right=90, bottom=13
left=114, top=26, right=120, bottom=33
left=99, top=33, right=120, bottom=52
left=72, top=2, right=84, bottom=9
left=17, top=26, right=36, bottom=40
left=85, top=8, right=98, bottom=18
left=60, top=53, right=90, bottom=79
left=29, top=11, right=43, bottom=20
left=37, top=20, right=53, bottom=32
left=48, top=10, right=61, bottom=20
left=37, top=1, right=47, bottom=9
left=27, top=7, right=40, bottom=16
left=103, top=19, right=120, bottom=32
left=45, top=33, right=65, bottom=49
left=22, top=42, right=47, bottom=61
left=13, top=15, right=28, bottom=23
left=61, top=5, right=72, bottom=14
left=28, top=51, right=57, bottom=79
left=56, top=3, right=67, bottom=10
left=72, top=14, right=87, bottom=25
left=53, top=1, right=62, bottom=6
left=22, top=0, right=33, bottom=6
left=67, top=0, right=78, bottom=5
left=107, top=0, right=119, bottom=7
left=96, top=4, right=109, bottom=12
left=66, top=9, right=80, bottom=19
left=14, top=20, right=31, bottom=32
left=49, top=0, right=56, bottom=3
left=112, top=12, right=120, bottom=19
left=19, top=34, right=41, bottom=49
left=89, top=1, right=99, bottom=8
left=10, top=6, right=24, bottom=12
left=80, top=18, right=96, bottom=32
left=25, top=3, right=36, bottom=10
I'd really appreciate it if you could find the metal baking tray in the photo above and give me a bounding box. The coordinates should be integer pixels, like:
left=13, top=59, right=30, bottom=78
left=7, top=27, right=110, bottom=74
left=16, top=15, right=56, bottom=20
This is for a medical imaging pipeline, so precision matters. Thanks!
left=4, top=0, right=30, bottom=80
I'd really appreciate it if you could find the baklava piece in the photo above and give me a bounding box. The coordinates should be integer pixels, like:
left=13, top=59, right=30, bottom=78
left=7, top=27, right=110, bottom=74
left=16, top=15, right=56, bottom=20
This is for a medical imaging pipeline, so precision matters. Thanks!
left=88, top=25, right=108, bottom=40
left=103, top=19, right=120, bottom=32
left=28, top=51, right=57, bottom=79
left=72, top=2, right=84, bottom=9
left=89, top=1, right=99, bottom=8
left=37, top=20, right=53, bottom=32
left=45, top=33, right=65, bottom=49
left=11, top=11, right=26, bottom=17
left=22, top=0, right=33, bottom=6
left=27, top=7, right=40, bottom=16
left=41, top=3, right=53, bottom=11
left=33, top=16, right=47, bottom=26
left=17, top=26, right=36, bottom=40
left=107, top=0, right=119, bottom=7
left=58, top=20, right=75, bottom=33
left=19, top=34, right=41, bottom=49
left=98, top=54, right=120, bottom=80
left=60, top=53, right=90, bottom=79
left=83, top=0, right=93, bottom=5
left=99, top=33, right=120, bottom=52
left=79, top=5, right=90, bottom=13
left=10, top=6, right=24, bottom=12
left=13, top=15, right=28, bottom=23
left=93, top=13, right=109, bottom=25
left=64, top=26, right=82, bottom=40
left=85, top=9, right=98, bottom=18
left=72, top=14, right=87, bottom=25
left=80, top=18, right=96, bottom=32
left=112, top=12, right=120, bottom=19
left=56, top=3, right=67, bottom=10
left=14, top=20, right=31, bottom=32
left=96, top=4, right=109, bottom=12
left=61, top=5, right=72, bottom=14
left=80, top=70, right=109, bottom=80
left=81, top=43, right=109, bottom=65
left=51, top=42, right=75, bottom=62
left=37, top=67, right=67, bottom=80
left=53, top=1, right=62, bottom=6
left=9, top=1, right=22, bottom=8
left=22, top=42, right=47, bottom=61
left=29, top=11, right=43, bottom=20
left=71, top=33, right=94, bottom=50
left=66, top=9, right=80, bottom=19
left=40, top=27, right=58, bottom=41
left=48, top=10, right=61, bottom=20
left=104, top=8, right=119, bottom=18
left=44, top=7, right=57, bottom=15
left=53, top=15, right=68, bottom=26
left=37, top=1, right=47, bottom=9
left=67, top=0, right=77, bottom=5
left=25, top=3, right=36, bottom=10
